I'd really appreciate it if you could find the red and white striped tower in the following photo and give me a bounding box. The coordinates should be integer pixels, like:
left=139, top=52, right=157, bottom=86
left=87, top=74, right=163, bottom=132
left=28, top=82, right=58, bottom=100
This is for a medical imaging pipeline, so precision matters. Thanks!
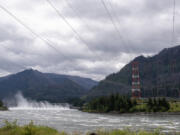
left=132, top=61, right=141, bottom=98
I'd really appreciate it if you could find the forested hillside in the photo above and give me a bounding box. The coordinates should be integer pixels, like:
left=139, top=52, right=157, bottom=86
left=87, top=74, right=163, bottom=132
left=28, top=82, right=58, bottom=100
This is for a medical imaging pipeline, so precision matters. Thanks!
left=88, top=45, right=180, bottom=98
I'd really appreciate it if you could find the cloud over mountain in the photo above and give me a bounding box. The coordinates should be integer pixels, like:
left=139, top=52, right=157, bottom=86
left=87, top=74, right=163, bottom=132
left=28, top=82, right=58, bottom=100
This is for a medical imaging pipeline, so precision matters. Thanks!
left=0, top=0, right=179, bottom=80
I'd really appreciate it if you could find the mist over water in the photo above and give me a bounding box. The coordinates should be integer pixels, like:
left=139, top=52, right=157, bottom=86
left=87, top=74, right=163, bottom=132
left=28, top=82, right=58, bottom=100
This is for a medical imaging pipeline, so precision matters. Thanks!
left=9, top=92, right=70, bottom=110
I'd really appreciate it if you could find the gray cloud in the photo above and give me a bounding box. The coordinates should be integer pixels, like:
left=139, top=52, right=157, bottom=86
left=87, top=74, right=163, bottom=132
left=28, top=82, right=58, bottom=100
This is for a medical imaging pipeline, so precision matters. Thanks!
left=0, top=0, right=179, bottom=80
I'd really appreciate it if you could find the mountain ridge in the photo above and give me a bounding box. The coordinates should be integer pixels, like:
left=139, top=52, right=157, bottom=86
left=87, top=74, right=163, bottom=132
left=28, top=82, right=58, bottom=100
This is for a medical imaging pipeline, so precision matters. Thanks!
left=0, top=69, right=98, bottom=102
left=87, top=45, right=180, bottom=98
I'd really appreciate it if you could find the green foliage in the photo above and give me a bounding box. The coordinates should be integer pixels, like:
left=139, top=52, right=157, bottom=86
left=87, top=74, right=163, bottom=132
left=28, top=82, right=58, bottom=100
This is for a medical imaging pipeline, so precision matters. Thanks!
left=168, top=101, right=180, bottom=112
left=0, top=100, right=3, bottom=107
left=3, top=120, right=18, bottom=130
left=84, top=94, right=138, bottom=113
left=0, top=121, right=61, bottom=135
left=84, top=94, right=179, bottom=113
left=67, top=98, right=85, bottom=107
left=0, top=100, right=7, bottom=111
left=0, top=121, right=179, bottom=135
left=147, top=98, right=170, bottom=112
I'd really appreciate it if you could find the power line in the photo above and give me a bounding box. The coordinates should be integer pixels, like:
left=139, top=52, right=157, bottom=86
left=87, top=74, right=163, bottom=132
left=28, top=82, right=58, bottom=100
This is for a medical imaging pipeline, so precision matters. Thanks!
left=100, top=0, right=120, bottom=35
left=107, top=0, right=121, bottom=28
left=46, top=0, right=91, bottom=51
left=106, top=0, right=133, bottom=52
left=64, top=0, right=91, bottom=31
left=172, top=0, right=176, bottom=46
left=0, top=4, right=62, bottom=54
left=99, top=0, right=128, bottom=51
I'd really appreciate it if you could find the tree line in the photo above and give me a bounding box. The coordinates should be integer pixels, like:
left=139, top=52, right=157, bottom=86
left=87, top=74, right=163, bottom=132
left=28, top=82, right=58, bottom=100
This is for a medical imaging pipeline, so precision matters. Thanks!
left=84, top=94, right=137, bottom=113
left=147, top=98, right=170, bottom=112
left=0, top=100, right=3, bottom=107
left=0, top=100, right=7, bottom=110
left=84, top=94, right=171, bottom=113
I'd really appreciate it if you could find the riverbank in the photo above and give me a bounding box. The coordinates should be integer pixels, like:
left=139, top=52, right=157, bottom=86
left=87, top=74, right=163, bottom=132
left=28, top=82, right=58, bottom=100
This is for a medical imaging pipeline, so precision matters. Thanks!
left=83, top=104, right=180, bottom=115
left=82, top=102, right=180, bottom=114
left=82, top=109, right=180, bottom=116
left=0, top=121, right=179, bottom=135
left=83, top=95, right=180, bottom=114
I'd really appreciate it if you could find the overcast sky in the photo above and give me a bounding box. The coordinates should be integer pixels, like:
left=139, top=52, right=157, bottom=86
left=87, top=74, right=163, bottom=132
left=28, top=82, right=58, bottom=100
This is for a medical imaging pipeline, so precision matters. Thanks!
left=0, top=0, right=179, bottom=80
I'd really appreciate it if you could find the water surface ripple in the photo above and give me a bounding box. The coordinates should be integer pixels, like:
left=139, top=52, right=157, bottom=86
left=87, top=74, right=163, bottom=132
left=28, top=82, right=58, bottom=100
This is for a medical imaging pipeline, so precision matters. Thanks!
left=0, top=108, right=180, bottom=133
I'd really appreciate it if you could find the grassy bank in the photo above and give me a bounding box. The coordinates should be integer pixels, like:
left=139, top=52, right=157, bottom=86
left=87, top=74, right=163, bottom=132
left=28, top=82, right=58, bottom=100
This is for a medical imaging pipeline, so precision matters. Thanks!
left=0, top=121, right=62, bottom=135
left=169, top=101, right=180, bottom=112
left=0, top=121, right=179, bottom=135
left=129, top=101, right=180, bottom=113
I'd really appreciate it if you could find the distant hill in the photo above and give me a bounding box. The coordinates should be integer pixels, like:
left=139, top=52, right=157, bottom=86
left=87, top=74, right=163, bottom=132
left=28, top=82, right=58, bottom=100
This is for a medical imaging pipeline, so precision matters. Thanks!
left=88, top=45, right=180, bottom=98
left=45, top=73, right=98, bottom=91
left=0, top=69, right=98, bottom=102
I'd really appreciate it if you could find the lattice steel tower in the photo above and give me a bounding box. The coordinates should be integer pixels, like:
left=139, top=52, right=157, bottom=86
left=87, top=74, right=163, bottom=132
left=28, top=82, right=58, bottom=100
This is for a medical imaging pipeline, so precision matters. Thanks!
left=132, top=61, right=141, bottom=98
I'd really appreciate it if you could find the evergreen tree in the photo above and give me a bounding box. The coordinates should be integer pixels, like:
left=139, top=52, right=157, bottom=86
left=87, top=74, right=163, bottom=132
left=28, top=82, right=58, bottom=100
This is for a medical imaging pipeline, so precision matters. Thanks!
left=153, top=98, right=157, bottom=106
left=109, top=94, right=115, bottom=111
left=132, top=99, right=137, bottom=106
left=0, top=100, right=3, bottom=107
left=162, top=98, right=170, bottom=110
left=147, top=98, right=153, bottom=108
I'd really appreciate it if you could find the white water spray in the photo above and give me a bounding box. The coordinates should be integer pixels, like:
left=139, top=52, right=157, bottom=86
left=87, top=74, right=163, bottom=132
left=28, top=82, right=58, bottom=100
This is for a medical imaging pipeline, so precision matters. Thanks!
left=9, top=92, right=70, bottom=110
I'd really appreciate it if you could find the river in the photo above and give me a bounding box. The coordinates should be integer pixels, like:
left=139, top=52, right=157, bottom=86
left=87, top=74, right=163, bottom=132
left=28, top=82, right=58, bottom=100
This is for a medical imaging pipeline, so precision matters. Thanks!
left=0, top=93, right=180, bottom=133
left=0, top=107, right=180, bottom=133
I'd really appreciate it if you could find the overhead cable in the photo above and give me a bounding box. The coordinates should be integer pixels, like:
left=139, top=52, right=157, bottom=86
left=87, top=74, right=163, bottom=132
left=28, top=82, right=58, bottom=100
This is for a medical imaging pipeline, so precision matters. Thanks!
left=172, top=0, right=176, bottom=46
left=46, top=0, right=91, bottom=51
left=0, top=4, right=62, bottom=54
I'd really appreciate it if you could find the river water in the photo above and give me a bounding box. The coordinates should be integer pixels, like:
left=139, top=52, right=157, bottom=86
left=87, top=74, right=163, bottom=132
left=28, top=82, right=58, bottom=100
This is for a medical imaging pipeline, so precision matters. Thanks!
left=0, top=107, right=180, bottom=133
left=0, top=93, right=180, bottom=133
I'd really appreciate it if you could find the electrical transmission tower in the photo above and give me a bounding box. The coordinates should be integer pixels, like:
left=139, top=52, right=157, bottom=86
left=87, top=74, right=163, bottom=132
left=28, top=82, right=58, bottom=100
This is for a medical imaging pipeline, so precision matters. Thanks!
left=132, top=61, right=141, bottom=98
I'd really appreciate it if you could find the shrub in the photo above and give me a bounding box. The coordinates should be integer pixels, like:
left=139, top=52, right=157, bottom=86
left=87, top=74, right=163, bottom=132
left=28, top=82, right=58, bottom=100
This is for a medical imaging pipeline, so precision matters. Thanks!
left=3, top=120, right=18, bottom=130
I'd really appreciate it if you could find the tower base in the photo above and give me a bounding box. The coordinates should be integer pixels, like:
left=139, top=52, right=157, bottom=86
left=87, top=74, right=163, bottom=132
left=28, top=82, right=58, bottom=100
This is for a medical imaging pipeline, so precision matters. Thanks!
left=132, top=91, right=141, bottom=98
